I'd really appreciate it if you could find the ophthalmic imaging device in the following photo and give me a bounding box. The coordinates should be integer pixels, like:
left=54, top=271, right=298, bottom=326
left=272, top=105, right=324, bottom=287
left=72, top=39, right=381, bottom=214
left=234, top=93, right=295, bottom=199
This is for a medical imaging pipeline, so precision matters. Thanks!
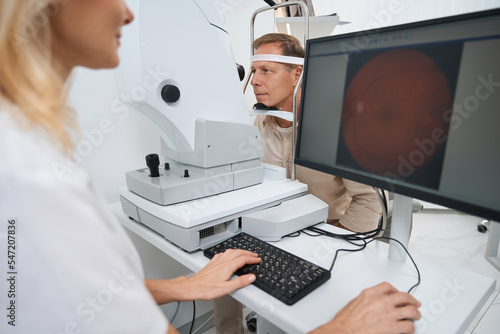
left=115, top=0, right=328, bottom=252
left=113, top=2, right=499, bottom=331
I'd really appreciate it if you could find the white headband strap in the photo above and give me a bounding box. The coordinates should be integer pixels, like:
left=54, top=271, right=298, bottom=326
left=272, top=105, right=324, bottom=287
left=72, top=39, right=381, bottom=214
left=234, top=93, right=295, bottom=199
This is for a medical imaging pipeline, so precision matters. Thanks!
left=251, top=54, right=304, bottom=66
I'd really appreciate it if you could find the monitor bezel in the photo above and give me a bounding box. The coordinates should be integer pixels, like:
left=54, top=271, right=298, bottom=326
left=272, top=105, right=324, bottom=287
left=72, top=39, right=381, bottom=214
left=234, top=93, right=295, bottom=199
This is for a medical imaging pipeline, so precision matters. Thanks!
left=295, top=8, right=500, bottom=222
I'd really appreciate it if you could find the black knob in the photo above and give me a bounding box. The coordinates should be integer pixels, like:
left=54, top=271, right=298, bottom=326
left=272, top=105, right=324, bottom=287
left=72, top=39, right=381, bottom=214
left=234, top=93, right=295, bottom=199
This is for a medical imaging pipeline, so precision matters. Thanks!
left=184, top=169, right=190, bottom=178
left=146, top=154, right=160, bottom=177
left=164, top=163, right=170, bottom=170
left=237, top=63, right=245, bottom=81
left=161, top=85, right=180, bottom=103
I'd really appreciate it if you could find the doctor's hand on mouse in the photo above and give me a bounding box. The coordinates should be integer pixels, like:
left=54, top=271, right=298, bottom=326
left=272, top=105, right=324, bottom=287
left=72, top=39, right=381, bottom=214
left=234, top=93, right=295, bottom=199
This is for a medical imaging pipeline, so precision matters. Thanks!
left=309, top=281, right=421, bottom=334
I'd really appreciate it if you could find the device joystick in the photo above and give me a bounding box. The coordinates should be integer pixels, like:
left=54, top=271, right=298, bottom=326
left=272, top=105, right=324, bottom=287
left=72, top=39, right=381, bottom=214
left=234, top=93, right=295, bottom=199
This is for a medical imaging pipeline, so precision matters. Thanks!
left=146, top=154, right=160, bottom=177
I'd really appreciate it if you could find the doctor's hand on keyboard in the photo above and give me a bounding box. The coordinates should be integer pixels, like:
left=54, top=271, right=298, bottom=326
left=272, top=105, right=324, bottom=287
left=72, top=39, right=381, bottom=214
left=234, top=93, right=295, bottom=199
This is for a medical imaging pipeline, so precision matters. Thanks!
left=204, top=233, right=331, bottom=305
left=185, top=248, right=261, bottom=301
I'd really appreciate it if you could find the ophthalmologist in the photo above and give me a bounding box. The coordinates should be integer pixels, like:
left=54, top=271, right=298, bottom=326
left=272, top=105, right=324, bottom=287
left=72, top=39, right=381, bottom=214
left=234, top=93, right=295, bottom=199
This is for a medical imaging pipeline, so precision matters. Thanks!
left=0, top=0, right=421, bottom=333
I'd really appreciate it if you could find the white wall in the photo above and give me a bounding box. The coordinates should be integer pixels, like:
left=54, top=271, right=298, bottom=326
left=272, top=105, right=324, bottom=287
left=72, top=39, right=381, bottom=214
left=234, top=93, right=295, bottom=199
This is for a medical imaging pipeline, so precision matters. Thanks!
left=315, top=0, right=500, bottom=34
left=68, top=67, right=161, bottom=203
left=219, top=0, right=275, bottom=112
left=68, top=0, right=500, bottom=203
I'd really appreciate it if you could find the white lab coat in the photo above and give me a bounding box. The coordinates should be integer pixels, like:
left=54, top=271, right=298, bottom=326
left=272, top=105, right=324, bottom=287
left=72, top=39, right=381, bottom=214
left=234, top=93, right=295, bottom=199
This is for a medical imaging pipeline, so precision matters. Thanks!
left=0, top=106, right=168, bottom=333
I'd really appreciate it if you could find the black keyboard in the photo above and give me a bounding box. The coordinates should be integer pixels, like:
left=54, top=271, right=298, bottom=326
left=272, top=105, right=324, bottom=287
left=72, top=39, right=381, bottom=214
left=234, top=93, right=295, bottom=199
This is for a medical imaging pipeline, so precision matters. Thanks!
left=203, top=233, right=331, bottom=305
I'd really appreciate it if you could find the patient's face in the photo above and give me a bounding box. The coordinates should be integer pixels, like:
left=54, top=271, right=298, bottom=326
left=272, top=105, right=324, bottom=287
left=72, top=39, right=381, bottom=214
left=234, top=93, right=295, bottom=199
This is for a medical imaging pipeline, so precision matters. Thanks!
left=250, top=42, right=299, bottom=112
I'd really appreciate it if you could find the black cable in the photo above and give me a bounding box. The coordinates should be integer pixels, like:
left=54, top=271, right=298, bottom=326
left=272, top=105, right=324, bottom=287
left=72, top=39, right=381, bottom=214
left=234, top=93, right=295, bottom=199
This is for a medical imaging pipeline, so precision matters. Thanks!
left=283, top=230, right=301, bottom=238
left=302, top=226, right=421, bottom=294
left=263, top=0, right=276, bottom=6
left=382, top=190, right=388, bottom=212
left=301, top=228, right=321, bottom=237
left=375, top=187, right=388, bottom=214
left=305, top=224, right=382, bottom=242
left=302, top=226, right=369, bottom=270
left=373, top=236, right=421, bottom=294
left=371, top=187, right=388, bottom=237
left=328, top=239, right=367, bottom=271
left=189, top=300, right=196, bottom=334
left=169, top=301, right=180, bottom=323
left=302, top=228, right=363, bottom=248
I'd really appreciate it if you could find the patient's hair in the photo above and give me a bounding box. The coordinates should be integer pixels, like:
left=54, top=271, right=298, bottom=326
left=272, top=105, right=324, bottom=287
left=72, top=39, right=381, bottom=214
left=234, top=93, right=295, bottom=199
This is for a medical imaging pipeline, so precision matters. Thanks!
left=253, top=33, right=305, bottom=71
left=0, top=0, right=75, bottom=151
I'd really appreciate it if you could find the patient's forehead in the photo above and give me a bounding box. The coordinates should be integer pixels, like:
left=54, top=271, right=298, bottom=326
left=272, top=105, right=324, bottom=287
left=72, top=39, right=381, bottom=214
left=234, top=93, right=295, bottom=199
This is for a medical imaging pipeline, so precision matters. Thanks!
left=255, top=42, right=284, bottom=55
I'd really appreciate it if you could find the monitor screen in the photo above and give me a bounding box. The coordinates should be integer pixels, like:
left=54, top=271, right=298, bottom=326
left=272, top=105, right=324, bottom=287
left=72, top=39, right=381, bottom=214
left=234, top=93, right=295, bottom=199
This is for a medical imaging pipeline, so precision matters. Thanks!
left=295, top=9, right=500, bottom=222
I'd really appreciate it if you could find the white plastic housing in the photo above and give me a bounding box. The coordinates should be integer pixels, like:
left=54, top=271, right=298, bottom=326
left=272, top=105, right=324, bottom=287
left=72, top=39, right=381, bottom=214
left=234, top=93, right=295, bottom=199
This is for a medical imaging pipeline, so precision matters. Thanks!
left=116, top=0, right=261, bottom=167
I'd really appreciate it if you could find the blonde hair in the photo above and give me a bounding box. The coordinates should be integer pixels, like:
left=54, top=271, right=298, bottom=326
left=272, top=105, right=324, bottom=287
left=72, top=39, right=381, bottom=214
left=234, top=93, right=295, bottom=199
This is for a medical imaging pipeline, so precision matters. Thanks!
left=0, top=0, right=75, bottom=150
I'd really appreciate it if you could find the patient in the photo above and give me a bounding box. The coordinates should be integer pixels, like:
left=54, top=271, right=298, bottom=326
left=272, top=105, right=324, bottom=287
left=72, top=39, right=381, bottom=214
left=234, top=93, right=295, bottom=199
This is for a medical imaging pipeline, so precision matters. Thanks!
left=251, top=33, right=383, bottom=233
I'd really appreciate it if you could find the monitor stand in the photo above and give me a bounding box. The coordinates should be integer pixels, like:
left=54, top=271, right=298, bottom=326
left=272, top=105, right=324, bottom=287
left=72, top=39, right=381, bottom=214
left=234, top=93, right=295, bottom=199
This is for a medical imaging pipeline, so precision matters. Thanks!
left=388, top=195, right=500, bottom=272
left=388, top=193, right=413, bottom=262
left=486, top=221, right=500, bottom=271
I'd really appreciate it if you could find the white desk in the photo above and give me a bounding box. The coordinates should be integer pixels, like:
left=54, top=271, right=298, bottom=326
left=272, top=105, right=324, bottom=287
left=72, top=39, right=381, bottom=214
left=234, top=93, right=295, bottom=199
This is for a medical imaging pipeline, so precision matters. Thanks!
left=111, top=203, right=496, bottom=334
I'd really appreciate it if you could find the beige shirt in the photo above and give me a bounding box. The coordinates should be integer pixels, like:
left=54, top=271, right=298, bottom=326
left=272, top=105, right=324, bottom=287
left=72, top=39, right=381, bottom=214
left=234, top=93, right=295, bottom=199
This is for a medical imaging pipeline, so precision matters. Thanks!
left=254, top=115, right=382, bottom=232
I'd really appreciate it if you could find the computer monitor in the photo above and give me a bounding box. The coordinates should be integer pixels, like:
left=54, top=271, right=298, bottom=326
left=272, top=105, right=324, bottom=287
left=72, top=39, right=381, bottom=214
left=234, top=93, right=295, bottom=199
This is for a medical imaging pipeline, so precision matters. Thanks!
left=295, top=8, right=500, bottom=229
